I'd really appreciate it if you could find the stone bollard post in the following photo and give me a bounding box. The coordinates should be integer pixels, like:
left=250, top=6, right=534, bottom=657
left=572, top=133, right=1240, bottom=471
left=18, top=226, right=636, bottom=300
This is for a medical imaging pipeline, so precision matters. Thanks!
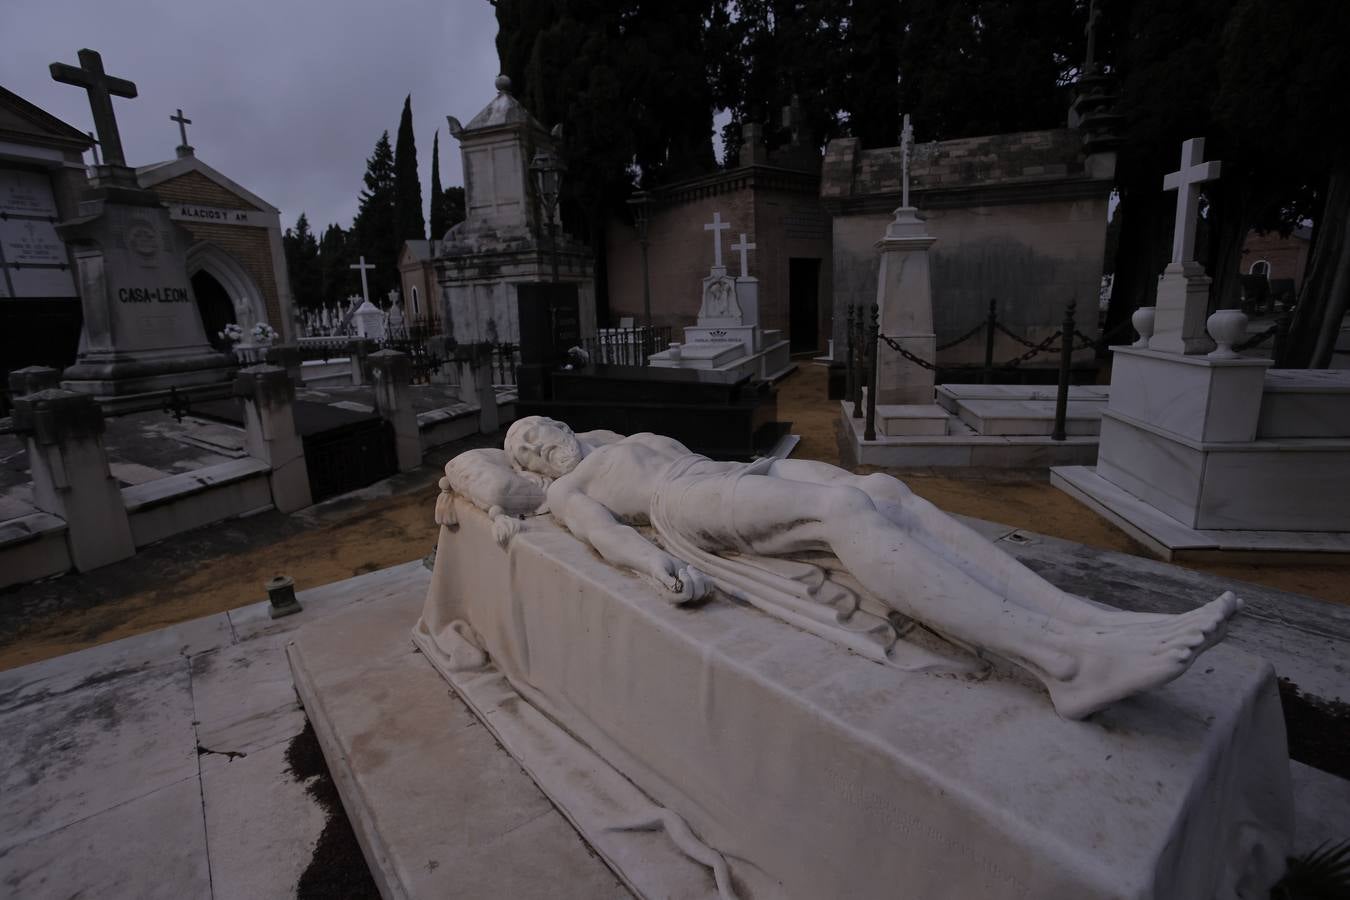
left=12, top=389, right=135, bottom=571
left=367, top=349, right=421, bottom=472
left=454, top=345, right=498, bottom=434
left=265, top=343, right=304, bottom=386
left=235, top=365, right=312, bottom=513
left=348, top=338, right=373, bottom=385
left=8, top=365, right=63, bottom=398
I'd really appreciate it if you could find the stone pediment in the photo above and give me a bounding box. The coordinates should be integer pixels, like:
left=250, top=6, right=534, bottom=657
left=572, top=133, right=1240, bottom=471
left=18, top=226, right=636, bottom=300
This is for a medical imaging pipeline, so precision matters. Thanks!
left=136, top=158, right=273, bottom=213
left=462, top=87, right=547, bottom=135
left=0, top=85, right=91, bottom=153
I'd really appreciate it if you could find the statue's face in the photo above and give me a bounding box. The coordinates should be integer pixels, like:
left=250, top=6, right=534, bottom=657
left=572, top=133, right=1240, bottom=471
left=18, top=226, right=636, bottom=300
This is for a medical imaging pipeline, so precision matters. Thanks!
left=505, top=416, right=583, bottom=479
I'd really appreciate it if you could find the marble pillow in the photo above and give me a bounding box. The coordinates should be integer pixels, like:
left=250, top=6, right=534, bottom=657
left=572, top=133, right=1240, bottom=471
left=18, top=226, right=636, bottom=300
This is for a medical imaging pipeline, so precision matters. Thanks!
left=440, top=448, right=549, bottom=518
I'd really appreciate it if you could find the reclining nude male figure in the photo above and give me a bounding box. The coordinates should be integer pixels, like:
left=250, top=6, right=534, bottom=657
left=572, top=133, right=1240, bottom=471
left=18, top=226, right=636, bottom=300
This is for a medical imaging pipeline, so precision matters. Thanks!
left=503, top=416, right=1240, bottom=720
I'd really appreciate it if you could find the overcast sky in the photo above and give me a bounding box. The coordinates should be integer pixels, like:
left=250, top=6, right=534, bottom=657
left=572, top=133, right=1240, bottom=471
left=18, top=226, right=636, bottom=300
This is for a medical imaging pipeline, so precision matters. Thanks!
left=2, top=0, right=501, bottom=232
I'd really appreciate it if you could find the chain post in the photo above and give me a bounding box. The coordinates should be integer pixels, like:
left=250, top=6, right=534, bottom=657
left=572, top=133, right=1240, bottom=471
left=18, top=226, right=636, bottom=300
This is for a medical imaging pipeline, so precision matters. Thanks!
left=845, top=306, right=858, bottom=416
left=984, top=297, right=997, bottom=384
left=851, top=308, right=864, bottom=419
left=1273, top=308, right=1292, bottom=366
left=1052, top=300, right=1075, bottom=442
left=864, top=303, right=879, bottom=442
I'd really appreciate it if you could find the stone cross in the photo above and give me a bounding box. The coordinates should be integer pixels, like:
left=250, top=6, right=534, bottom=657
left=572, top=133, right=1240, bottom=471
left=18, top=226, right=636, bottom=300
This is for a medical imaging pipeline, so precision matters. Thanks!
left=704, top=212, right=730, bottom=270
left=350, top=256, right=376, bottom=306
left=900, top=114, right=914, bottom=209
left=731, top=233, right=756, bottom=279
left=50, top=49, right=138, bottom=169
left=1084, top=0, right=1102, bottom=68
left=171, top=108, right=193, bottom=153
left=86, top=132, right=100, bottom=165
left=1163, top=138, right=1222, bottom=266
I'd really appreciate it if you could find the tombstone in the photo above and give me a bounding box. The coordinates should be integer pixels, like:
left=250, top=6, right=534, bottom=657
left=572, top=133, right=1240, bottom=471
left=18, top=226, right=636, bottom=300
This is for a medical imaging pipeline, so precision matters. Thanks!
left=515, top=282, right=580, bottom=401
left=870, top=116, right=947, bottom=434
left=49, top=49, right=234, bottom=398
left=1149, top=138, right=1222, bottom=355
left=352, top=299, right=386, bottom=340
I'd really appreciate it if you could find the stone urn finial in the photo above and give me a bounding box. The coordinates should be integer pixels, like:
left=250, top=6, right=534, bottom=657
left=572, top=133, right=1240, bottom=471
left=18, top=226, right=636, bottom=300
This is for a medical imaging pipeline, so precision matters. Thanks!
left=495, top=74, right=512, bottom=94
left=1131, top=306, right=1155, bottom=349
left=1206, top=309, right=1248, bottom=360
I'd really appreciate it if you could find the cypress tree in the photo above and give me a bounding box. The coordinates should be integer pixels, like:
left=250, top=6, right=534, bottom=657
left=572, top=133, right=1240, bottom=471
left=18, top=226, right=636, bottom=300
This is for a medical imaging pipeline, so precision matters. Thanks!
left=429, top=129, right=446, bottom=238
left=394, top=95, right=426, bottom=242
left=352, top=130, right=398, bottom=302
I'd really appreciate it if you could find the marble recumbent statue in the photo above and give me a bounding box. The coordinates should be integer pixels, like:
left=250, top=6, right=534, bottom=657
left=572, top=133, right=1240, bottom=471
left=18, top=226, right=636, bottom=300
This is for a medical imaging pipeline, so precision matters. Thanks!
left=448, top=415, right=1240, bottom=720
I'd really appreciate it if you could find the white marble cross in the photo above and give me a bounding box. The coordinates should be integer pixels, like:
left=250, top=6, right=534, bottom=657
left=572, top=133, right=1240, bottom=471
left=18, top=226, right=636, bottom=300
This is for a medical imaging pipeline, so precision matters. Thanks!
left=350, top=256, right=376, bottom=306
left=704, top=211, right=730, bottom=269
left=1163, top=138, right=1222, bottom=265
left=731, top=233, right=756, bottom=279
left=901, top=114, right=914, bottom=209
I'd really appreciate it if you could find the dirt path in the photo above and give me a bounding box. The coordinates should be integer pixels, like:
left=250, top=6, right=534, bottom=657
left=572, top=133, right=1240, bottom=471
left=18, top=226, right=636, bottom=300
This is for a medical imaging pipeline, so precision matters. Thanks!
left=1, top=364, right=1344, bottom=672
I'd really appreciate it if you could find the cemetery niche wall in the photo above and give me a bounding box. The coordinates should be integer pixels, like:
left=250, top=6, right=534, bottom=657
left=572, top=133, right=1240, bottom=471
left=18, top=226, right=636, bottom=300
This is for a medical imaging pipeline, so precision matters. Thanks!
left=0, top=86, right=94, bottom=393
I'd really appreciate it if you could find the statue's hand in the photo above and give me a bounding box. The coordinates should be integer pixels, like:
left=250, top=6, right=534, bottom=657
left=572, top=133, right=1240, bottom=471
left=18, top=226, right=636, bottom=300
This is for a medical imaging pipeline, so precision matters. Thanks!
left=653, top=558, right=712, bottom=604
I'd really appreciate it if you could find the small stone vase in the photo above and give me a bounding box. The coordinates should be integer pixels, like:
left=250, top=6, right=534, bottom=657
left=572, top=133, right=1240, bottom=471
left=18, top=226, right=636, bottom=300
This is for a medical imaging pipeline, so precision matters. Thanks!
left=1131, top=307, right=1155, bottom=349
left=1206, top=309, right=1248, bottom=360
left=668, top=342, right=682, bottom=361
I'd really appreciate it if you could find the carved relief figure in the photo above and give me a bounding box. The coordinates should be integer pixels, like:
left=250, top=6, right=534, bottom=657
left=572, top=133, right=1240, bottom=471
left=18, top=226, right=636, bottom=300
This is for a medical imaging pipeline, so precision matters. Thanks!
left=701, top=277, right=740, bottom=320
left=496, top=416, right=1240, bottom=720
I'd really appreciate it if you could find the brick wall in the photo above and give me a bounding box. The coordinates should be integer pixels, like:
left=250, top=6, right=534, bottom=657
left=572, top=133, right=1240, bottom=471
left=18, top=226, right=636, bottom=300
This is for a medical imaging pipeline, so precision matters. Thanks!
left=175, top=222, right=282, bottom=327
left=151, top=170, right=262, bottom=211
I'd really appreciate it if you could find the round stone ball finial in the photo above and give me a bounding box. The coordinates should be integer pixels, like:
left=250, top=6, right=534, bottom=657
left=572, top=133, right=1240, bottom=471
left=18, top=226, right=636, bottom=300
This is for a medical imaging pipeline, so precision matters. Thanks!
left=495, top=74, right=512, bottom=94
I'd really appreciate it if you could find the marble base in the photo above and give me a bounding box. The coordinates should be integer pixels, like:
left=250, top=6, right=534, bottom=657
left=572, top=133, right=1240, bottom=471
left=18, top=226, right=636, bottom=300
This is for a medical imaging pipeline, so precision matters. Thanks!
left=684, top=323, right=760, bottom=356
left=1052, top=465, right=1350, bottom=563
left=1107, top=346, right=1270, bottom=443
left=1096, top=409, right=1350, bottom=532
left=1258, top=370, right=1350, bottom=439
left=414, top=502, right=1292, bottom=899
left=877, top=404, right=949, bottom=436
left=62, top=348, right=237, bottom=398
left=649, top=338, right=793, bottom=385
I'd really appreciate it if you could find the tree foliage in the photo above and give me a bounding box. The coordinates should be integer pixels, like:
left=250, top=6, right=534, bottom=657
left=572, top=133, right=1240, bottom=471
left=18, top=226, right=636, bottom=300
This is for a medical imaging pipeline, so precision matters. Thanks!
left=281, top=213, right=321, bottom=310
left=351, top=130, right=398, bottom=303
left=318, top=223, right=353, bottom=310
left=394, top=95, right=426, bottom=243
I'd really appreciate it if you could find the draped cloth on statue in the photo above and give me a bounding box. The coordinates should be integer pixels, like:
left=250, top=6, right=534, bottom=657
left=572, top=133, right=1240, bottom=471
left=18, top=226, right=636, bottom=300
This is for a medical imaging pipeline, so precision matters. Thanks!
left=414, top=498, right=1292, bottom=900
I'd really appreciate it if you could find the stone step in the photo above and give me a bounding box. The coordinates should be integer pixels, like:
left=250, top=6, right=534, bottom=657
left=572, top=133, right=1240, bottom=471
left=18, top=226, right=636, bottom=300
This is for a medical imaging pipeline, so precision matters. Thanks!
left=1259, top=370, right=1350, bottom=438
left=954, top=398, right=1105, bottom=436
left=877, top=404, right=949, bottom=437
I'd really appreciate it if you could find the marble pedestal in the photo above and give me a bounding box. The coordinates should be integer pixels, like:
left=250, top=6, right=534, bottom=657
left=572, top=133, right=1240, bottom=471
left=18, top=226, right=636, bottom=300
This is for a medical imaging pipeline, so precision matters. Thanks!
left=57, top=182, right=235, bottom=397
left=874, top=207, right=938, bottom=405
left=412, top=503, right=1292, bottom=899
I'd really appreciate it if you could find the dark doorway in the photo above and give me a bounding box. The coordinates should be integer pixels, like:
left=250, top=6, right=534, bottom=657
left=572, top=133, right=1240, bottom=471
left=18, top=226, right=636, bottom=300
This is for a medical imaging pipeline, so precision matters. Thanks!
left=788, top=258, right=820, bottom=353
left=192, top=270, right=236, bottom=351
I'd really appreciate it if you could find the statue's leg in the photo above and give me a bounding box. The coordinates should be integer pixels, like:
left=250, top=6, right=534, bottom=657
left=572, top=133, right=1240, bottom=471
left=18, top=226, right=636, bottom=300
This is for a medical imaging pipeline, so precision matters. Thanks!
left=768, top=461, right=1172, bottom=629
left=733, top=475, right=1239, bottom=718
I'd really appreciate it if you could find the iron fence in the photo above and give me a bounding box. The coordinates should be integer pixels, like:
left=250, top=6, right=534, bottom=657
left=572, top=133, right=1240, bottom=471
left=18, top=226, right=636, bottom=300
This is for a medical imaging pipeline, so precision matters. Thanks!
left=580, top=326, right=672, bottom=367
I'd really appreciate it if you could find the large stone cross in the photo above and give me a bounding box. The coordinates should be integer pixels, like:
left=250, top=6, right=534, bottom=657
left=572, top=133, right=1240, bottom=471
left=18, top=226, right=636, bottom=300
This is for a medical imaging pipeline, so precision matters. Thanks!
left=50, top=49, right=138, bottom=169
left=704, top=212, right=730, bottom=270
left=731, top=233, right=756, bottom=279
left=900, top=114, right=914, bottom=209
left=350, top=256, right=376, bottom=306
left=1163, top=138, right=1222, bottom=266
left=171, top=108, right=193, bottom=151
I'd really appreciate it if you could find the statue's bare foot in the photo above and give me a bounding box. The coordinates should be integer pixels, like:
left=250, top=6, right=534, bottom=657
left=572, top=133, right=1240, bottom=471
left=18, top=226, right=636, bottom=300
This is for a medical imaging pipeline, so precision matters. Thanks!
left=1046, top=592, right=1240, bottom=720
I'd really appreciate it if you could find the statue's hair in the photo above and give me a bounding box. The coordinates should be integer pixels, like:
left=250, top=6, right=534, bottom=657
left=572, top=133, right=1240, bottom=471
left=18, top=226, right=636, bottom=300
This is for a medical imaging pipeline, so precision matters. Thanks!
left=504, top=416, right=548, bottom=473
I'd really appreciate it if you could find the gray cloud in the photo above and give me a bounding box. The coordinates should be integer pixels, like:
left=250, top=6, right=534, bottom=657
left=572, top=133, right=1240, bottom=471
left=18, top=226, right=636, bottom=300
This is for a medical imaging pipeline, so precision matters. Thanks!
left=2, top=0, right=501, bottom=233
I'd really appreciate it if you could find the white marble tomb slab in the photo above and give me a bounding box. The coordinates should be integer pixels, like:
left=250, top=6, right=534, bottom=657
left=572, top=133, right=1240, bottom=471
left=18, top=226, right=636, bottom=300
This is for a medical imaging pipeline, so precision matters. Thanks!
left=1258, top=369, right=1350, bottom=439
left=1108, top=346, right=1269, bottom=443
left=415, top=503, right=1292, bottom=899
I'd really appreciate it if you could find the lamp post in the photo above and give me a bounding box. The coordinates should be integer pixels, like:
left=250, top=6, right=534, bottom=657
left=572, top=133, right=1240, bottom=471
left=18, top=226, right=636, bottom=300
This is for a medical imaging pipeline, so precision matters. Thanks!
left=627, top=190, right=654, bottom=328
left=529, top=146, right=565, bottom=284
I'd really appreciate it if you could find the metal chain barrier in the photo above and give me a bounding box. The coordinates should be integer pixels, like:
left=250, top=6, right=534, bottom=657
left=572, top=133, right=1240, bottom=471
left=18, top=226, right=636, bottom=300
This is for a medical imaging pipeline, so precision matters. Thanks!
left=880, top=330, right=1068, bottom=371
left=935, top=321, right=986, bottom=351
left=1233, top=323, right=1278, bottom=352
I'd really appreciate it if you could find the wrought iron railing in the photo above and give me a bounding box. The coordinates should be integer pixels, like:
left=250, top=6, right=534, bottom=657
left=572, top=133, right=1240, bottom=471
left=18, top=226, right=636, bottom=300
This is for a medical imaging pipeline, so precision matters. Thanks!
left=579, top=326, right=673, bottom=367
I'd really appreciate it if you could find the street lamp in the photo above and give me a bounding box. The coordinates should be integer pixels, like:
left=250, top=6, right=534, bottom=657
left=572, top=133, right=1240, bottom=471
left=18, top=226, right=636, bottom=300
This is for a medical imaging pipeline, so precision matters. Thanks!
left=529, top=146, right=566, bottom=283
left=626, top=190, right=654, bottom=329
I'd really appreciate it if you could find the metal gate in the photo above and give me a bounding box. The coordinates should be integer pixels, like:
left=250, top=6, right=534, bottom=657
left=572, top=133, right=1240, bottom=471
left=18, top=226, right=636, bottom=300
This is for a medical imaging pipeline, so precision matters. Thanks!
left=302, top=417, right=398, bottom=503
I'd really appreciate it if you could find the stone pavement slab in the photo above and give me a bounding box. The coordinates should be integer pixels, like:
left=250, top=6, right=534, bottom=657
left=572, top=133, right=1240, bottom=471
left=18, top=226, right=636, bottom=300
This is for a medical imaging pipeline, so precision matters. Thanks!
left=202, top=739, right=326, bottom=900
left=0, top=657, right=198, bottom=849
left=0, top=774, right=210, bottom=900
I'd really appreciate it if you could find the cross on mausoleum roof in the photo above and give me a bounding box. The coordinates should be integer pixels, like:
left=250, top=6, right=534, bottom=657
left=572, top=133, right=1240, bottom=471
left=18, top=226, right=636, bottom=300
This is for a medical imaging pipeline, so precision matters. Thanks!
left=49, top=48, right=137, bottom=169
left=171, top=107, right=194, bottom=157
left=1163, top=137, right=1222, bottom=266
left=86, top=131, right=100, bottom=166
left=731, top=233, right=756, bottom=279
left=704, top=212, right=731, bottom=270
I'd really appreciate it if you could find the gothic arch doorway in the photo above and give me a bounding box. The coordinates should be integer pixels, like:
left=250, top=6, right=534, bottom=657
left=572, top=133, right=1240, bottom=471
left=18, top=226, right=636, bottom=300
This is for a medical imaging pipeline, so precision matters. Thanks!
left=192, top=270, right=236, bottom=351
left=187, top=241, right=269, bottom=344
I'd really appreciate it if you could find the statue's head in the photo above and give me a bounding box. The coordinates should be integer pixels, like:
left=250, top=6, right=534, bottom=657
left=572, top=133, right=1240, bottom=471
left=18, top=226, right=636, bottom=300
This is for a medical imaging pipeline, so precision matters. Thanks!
left=505, top=416, right=583, bottom=479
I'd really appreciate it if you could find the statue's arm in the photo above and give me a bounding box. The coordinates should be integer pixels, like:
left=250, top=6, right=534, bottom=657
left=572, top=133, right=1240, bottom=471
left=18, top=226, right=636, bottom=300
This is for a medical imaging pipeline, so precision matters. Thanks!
left=551, top=486, right=710, bottom=602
